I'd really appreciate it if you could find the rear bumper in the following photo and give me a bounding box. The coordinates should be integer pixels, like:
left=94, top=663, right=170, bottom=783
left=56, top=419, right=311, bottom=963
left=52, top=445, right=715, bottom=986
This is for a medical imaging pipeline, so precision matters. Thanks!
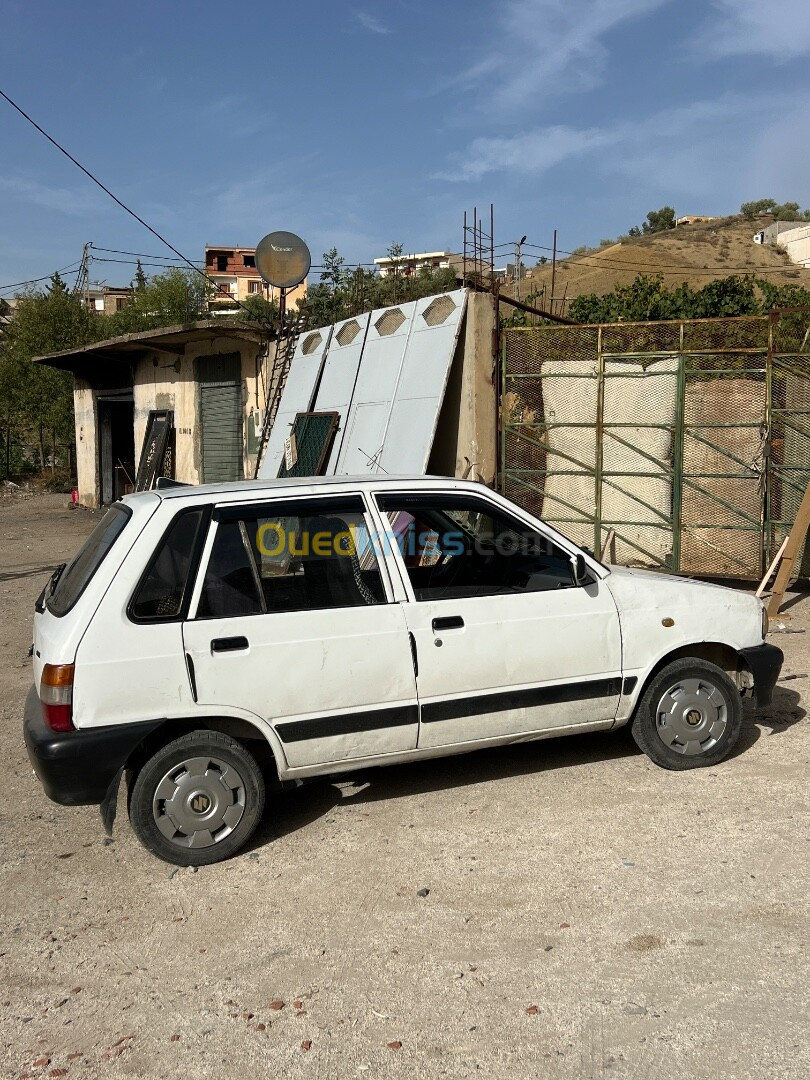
left=739, top=643, right=784, bottom=708
left=23, top=686, right=162, bottom=806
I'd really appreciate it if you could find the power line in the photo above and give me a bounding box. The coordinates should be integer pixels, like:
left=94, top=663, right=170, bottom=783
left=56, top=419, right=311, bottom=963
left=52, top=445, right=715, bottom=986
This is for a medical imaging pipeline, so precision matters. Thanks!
left=92, top=256, right=204, bottom=270
left=0, top=262, right=81, bottom=295
left=92, top=246, right=191, bottom=262
left=0, top=88, right=259, bottom=318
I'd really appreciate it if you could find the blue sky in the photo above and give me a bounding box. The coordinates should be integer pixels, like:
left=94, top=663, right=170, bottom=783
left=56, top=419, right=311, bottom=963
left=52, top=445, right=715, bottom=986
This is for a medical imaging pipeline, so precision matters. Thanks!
left=2, top=0, right=810, bottom=293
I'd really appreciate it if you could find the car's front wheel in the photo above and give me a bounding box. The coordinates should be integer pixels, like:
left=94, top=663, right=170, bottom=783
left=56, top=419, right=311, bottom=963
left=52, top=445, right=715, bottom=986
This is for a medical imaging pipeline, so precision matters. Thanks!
left=631, top=658, right=742, bottom=770
left=129, top=730, right=265, bottom=865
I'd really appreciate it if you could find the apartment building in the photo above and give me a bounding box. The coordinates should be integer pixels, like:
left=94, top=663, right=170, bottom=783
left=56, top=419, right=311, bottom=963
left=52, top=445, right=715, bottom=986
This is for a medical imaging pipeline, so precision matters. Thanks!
left=204, top=245, right=307, bottom=309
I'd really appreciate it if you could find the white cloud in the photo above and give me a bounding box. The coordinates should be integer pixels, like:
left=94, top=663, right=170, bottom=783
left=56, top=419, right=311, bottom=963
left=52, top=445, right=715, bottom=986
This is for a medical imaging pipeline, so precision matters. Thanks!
left=697, top=0, right=810, bottom=60
left=200, top=95, right=271, bottom=140
left=449, top=0, right=670, bottom=112
left=355, top=10, right=391, bottom=35
left=435, top=124, right=610, bottom=182
left=0, top=175, right=106, bottom=216
left=436, top=91, right=807, bottom=195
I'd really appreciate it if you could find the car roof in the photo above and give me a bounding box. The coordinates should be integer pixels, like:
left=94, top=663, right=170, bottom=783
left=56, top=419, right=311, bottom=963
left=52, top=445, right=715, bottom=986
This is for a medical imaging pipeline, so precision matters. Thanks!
left=121, top=474, right=488, bottom=508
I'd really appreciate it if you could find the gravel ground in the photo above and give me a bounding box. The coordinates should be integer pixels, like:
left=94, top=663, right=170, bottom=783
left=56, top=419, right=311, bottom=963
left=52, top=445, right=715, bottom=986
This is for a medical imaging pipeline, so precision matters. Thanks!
left=0, top=492, right=807, bottom=1079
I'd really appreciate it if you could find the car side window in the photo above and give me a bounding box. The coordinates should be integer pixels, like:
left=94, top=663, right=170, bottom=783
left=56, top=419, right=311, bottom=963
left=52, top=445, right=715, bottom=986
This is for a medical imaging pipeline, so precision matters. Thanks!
left=196, top=497, right=386, bottom=619
left=376, top=494, right=575, bottom=601
left=130, top=508, right=208, bottom=621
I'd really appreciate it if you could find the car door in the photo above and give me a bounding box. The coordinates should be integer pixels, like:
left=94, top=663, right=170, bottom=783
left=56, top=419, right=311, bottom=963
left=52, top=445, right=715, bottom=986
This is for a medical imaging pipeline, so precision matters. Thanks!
left=182, top=494, right=418, bottom=769
left=373, top=490, right=623, bottom=750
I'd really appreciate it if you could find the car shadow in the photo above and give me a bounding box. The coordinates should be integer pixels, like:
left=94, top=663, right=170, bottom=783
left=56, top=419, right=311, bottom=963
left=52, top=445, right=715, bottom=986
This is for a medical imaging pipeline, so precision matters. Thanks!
left=730, top=684, right=806, bottom=758
left=248, top=684, right=806, bottom=851
left=250, top=727, right=638, bottom=849
left=0, top=563, right=60, bottom=583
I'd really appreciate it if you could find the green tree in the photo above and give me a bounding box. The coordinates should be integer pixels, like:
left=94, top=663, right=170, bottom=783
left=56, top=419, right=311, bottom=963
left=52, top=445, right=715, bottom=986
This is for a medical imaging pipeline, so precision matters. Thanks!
left=297, top=246, right=460, bottom=330
left=740, top=198, right=776, bottom=220
left=100, top=267, right=211, bottom=336
left=133, top=259, right=148, bottom=292
left=641, top=207, right=676, bottom=234
left=740, top=198, right=810, bottom=221
left=0, top=278, right=96, bottom=475
left=567, top=272, right=810, bottom=324
left=772, top=201, right=806, bottom=221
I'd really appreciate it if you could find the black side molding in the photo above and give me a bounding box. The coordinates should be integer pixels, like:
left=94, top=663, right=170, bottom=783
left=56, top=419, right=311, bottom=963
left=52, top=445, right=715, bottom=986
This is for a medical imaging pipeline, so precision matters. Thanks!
left=421, top=677, right=621, bottom=725
left=276, top=705, right=418, bottom=743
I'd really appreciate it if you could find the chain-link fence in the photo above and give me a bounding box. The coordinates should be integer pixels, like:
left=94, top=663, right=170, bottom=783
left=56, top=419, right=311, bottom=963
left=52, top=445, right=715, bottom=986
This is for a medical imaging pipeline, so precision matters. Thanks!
left=501, top=310, right=810, bottom=579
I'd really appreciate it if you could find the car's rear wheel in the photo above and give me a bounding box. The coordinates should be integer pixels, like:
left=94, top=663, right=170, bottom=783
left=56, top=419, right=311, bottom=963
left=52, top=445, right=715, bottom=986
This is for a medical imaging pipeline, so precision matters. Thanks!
left=129, top=730, right=265, bottom=865
left=631, top=658, right=742, bottom=770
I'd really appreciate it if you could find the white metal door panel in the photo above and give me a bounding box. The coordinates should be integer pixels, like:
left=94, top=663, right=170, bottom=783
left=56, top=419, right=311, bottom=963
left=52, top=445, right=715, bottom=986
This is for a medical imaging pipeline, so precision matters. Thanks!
left=312, top=314, right=370, bottom=473
left=259, top=327, right=333, bottom=478
left=378, top=290, right=467, bottom=473
left=182, top=604, right=418, bottom=768
left=403, top=582, right=622, bottom=749
left=337, top=402, right=389, bottom=474
left=333, top=300, right=419, bottom=474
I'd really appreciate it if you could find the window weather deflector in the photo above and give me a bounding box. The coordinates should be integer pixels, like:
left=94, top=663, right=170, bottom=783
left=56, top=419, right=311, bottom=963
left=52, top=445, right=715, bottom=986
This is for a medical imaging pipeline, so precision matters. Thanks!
left=35, top=563, right=66, bottom=613
left=156, top=477, right=191, bottom=490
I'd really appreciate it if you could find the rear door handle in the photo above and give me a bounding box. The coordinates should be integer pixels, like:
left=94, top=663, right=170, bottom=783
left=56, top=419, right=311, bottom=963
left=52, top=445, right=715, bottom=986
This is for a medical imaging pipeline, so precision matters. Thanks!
left=211, top=636, right=249, bottom=653
left=432, top=616, right=464, bottom=632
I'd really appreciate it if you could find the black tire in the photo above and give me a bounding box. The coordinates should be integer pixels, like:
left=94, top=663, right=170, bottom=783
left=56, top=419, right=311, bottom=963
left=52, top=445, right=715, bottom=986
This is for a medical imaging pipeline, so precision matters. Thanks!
left=129, top=730, right=265, bottom=865
left=631, top=658, right=742, bottom=770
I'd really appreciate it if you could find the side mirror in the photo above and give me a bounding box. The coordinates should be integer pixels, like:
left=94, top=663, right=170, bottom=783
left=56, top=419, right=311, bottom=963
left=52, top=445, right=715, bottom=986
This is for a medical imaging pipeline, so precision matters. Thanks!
left=573, top=553, right=590, bottom=587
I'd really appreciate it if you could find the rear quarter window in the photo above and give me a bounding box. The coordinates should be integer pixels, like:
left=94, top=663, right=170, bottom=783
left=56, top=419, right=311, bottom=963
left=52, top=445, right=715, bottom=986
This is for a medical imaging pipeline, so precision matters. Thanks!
left=129, top=507, right=209, bottom=621
left=47, top=504, right=132, bottom=617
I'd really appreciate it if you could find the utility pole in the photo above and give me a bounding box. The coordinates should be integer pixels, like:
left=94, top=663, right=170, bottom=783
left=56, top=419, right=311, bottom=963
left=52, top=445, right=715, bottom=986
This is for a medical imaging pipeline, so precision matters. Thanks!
left=515, top=235, right=527, bottom=302
left=551, top=229, right=557, bottom=315
left=74, top=241, right=91, bottom=300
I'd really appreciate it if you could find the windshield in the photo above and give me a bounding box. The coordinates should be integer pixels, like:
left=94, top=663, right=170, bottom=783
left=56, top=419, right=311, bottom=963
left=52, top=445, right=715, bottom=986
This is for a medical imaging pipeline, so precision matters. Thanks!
left=47, top=503, right=131, bottom=617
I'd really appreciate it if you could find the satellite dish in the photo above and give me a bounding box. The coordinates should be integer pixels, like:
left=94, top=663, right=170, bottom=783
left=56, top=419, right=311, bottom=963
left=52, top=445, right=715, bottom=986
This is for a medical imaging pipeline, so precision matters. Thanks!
left=255, top=231, right=311, bottom=289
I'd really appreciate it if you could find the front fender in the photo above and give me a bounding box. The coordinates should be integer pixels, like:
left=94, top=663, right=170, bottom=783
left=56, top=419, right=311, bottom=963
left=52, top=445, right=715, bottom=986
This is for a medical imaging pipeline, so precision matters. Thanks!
left=739, top=643, right=784, bottom=707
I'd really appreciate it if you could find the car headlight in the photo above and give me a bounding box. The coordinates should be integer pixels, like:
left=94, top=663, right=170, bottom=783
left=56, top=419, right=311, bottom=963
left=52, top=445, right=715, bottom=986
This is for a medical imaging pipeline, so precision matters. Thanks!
left=761, top=603, right=769, bottom=639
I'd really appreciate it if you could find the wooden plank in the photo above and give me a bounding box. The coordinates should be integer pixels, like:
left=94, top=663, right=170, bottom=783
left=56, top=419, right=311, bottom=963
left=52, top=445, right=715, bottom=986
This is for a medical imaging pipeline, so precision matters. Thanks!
left=756, top=537, right=788, bottom=598
left=767, top=479, right=810, bottom=616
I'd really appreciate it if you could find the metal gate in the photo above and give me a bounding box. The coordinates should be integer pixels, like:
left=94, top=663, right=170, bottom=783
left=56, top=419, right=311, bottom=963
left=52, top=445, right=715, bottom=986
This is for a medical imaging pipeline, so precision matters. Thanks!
left=197, top=353, right=243, bottom=483
left=501, top=310, right=810, bottom=579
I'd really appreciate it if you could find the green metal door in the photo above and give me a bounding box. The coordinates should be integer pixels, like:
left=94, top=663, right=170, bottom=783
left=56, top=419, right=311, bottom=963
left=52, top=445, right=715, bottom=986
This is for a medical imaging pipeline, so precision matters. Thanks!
left=197, top=353, right=243, bottom=483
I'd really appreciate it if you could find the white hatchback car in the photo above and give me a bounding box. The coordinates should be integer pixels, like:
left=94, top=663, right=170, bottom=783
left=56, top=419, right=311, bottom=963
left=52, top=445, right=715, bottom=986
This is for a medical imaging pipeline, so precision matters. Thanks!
left=25, top=476, right=782, bottom=865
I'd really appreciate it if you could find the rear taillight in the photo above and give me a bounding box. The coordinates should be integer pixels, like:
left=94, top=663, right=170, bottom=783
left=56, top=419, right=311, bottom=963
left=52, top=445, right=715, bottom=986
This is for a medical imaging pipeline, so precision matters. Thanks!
left=40, top=664, right=75, bottom=732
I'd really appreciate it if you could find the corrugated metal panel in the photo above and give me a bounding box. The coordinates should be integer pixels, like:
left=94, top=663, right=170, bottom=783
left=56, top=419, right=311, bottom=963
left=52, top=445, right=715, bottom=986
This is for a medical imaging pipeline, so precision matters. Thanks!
left=258, top=327, right=333, bottom=478
left=312, top=313, right=370, bottom=473
left=198, top=354, right=243, bottom=483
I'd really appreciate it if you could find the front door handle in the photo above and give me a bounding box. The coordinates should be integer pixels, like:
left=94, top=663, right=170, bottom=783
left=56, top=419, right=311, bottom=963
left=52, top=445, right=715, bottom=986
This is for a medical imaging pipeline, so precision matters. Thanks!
left=211, top=636, right=249, bottom=653
left=431, top=616, right=464, bottom=632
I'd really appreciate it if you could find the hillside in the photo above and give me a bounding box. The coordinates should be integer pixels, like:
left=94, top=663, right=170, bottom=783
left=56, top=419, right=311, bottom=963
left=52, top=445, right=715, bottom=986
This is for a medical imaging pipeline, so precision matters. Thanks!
left=507, top=215, right=810, bottom=313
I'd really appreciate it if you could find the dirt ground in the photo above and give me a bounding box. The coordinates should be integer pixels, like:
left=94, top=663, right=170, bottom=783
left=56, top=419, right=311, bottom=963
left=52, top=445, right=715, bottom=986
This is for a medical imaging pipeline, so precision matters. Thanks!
left=0, top=492, right=807, bottom=1080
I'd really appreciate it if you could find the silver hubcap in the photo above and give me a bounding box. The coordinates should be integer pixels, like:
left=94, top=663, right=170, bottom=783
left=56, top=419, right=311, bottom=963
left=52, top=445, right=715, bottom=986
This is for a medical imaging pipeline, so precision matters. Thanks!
left=655, top=677, right=728, bottom=756
left=152, top=755, right=247, bottom=849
